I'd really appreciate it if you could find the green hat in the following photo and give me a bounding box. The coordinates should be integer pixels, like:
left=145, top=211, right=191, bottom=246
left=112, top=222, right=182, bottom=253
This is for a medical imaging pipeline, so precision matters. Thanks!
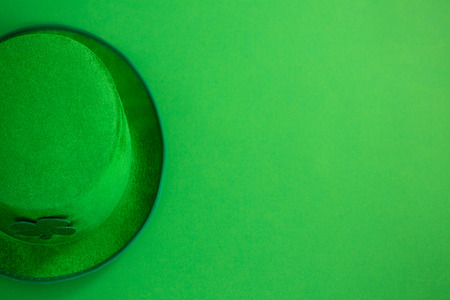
left=0, top=26, right=164, bottom=282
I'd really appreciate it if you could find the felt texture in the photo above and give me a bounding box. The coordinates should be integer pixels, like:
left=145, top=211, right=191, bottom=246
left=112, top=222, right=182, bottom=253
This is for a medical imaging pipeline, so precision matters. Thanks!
left=0, top=33, right=133, bottom=244
left=0, top=28, right=163, bottom=280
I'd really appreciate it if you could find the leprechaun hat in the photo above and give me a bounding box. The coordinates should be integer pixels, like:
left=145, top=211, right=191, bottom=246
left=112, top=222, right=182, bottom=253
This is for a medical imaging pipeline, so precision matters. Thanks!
left=0, top=26, right=164, bottom=282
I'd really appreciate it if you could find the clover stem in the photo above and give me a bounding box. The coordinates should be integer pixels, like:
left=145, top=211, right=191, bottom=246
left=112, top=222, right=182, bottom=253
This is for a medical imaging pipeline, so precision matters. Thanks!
left=40, top=233, right=53, bottom=240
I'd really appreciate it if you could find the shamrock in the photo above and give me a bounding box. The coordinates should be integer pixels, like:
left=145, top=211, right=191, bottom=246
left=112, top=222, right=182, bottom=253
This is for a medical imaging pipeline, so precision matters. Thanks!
left=10, top=217, right=77, bottom=240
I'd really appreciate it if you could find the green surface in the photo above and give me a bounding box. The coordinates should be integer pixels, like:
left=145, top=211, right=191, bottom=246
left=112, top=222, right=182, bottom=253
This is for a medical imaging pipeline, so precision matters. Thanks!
left=0, top=0, right=448, bottom=298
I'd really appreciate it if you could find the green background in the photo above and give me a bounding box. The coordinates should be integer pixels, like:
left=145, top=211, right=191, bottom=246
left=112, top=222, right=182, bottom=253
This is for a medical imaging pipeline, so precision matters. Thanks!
left=0, top=0, right=449, bottom=299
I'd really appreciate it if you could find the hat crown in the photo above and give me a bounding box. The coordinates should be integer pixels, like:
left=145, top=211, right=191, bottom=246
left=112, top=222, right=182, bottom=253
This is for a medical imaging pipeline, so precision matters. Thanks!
left=0, top=34, right=132, bottom=243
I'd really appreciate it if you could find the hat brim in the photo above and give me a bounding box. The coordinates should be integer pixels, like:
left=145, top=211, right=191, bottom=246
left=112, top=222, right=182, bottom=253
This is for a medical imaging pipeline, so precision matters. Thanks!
left=0, top=26, right=165, bottom=282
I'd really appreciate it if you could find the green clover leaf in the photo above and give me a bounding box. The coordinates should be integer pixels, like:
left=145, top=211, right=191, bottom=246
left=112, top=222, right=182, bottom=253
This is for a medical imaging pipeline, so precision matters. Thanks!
left=10, top=218, right=76, bottom=240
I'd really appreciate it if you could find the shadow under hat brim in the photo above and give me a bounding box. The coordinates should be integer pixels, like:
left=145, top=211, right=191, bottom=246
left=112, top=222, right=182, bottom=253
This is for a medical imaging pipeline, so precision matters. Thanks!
left=0, top=26, right=165, bottom=282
